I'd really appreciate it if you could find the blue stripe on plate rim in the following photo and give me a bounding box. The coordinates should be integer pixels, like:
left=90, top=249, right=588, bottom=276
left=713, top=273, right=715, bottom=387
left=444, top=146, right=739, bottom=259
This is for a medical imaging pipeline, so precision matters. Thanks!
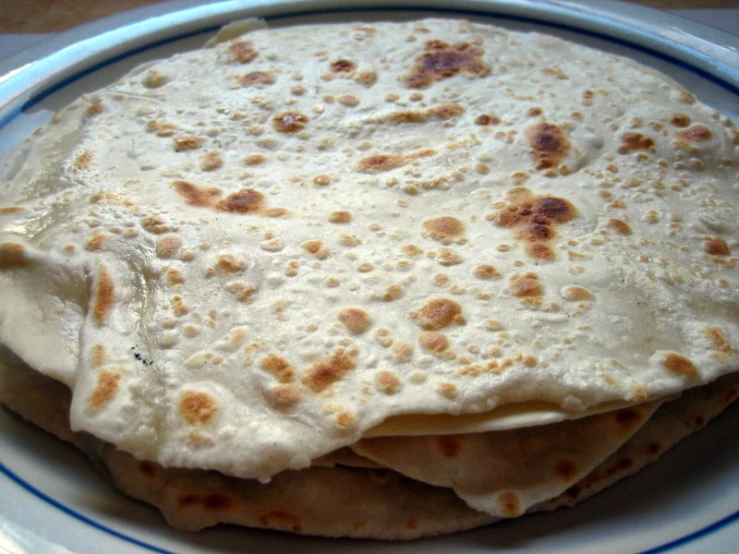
left=0, top=3, right=737, bottom=553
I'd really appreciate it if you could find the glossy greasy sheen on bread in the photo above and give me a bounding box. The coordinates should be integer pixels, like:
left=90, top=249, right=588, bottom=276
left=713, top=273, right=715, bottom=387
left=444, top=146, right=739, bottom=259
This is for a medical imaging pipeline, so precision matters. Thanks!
left=0, top=19, right=737, bottom=483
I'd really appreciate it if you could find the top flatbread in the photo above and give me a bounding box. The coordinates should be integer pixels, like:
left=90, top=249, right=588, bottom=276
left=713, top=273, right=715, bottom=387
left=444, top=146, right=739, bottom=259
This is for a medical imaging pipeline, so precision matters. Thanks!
left=0, top=18, right=737, bottom=480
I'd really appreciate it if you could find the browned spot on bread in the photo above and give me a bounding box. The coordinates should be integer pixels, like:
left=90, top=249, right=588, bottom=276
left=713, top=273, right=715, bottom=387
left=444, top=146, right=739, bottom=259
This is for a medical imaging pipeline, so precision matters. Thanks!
left=662, top=353, right=698, bottom=377
left=338, top=308, right=372, bottom=334
left=179, top=493, right=234, bottom=511
left=436, top=435, right=461, bottom=457
left=0, top=207, right=26, bottom=214
left=167, top=268, right=184, bottom=285
left=357, top=148, right=435, bottom=173
left=173, top=135, right=204, bottom=152
left=201, top=151, right=223, bottom=171
left=172, top=180, right=222, bottom=207
left=475, top=114, right=501, bottom=125
left=216, top=189, right=265, bottom=214
left=138, top=461, right=157, bottom=477
left=229, top=40, right=258, bottom=63
left=141, top=215, right=170, bottom=234
left=375, top=370, right=401, bottom=394
left=669, top=113, right=691, bottom=127
left=74, top=149, right=92, bottom=170
left=216, top=254, right=245, bottom=273
left=497, top=492, right=523, bottom=517
left=85, top=232, right=111, bottom=251
left=704, top=237, right=730, bottom=256
left=618, top=132, right=655, bottom=154
left=608, top=218, right=632, bottom=235
left=302, top=240, right=330, bottom=260
left=614, top=408, right=642, bottom=430
left=89, top=370, right=121, bottom=408
left=0, top=242, right=29, bottom=269
left=86, top=103, right=105, bottom=116
left=261, top=355, right=295, bottom=383
left=93, top=265, right=115, bottom=326
left=329, top=211, right=352, bottom=224
left=474, top=264, right=500, bottom=279
left=490, top=188, right=576, bottom=260
left=273, top=111, right=308, bottom=133
left=561, top=286, right=593, bottom=301
left=509, top=273, right=543, bottom=305
left=437, top=247, right=463, bottom=266
left=90, top=344, right=106, bottom=369
left=677, top=125, right=712, bottom=142
left=331, top=59, right=356, bottom=73
left=419, top=331, right=449, bottom=353
left=427, top=103, right=465, bottom=119
left=555, top=460, right=578, bottom=482
left=416, top=298, right=465, bottom=330
left=180, top=391, right=217, bottom=425
left=404, top=40, right=488, bottom=88
left=270, top=384, right=301, bottom=407
left=705, top=327, right=732, bottom=354
left=258, top=511, right=302, bottom=531
left=303, top=349, right=356, bottom=392
left=239, top=71, right=275, bottom=87
left=423, top=217, right=464, bottom=241
left=526, top=122, right=570, bottom=170
left=156, top=234, right=182, bottom=259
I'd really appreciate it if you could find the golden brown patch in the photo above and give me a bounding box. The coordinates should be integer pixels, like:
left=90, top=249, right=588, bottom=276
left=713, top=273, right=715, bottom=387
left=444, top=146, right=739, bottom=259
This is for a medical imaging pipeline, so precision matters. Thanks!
left=437, top=248, right=463, bottom=266
left=329, top=211, right=352, bottom=224
left=338, top=308, right=372, bottom=334
left=90, top=344, right=106, bottom=369
left=474, top=114, right=501, bottom=125
left=561, top=286, right=593, bottom=301
left=330, top=59, right=356, bottom=73
left=167, top=268, right=185, bottom=285
left=427, top=103, right=465, bottom=119
left=0, top=207, right=26, bottom=215
left=423, top=216, right=464, bottom=241
left=618, top=132, right=655, bottom=154
left=474, top=264, right=500, bottom=279
left=509, top=273, right=543, bottom=304
left=89, top=371, right=121, bottom=408
left=669, top=113, right=691, bottom=127
left=270, top=384, right=301, bottom=407
left=261, top=355, right=295, bottom=383
left=357, top=148, right=435, bottom=173
left=302, top=349, right=356, bottom=392
left=555, top=460, right=578, bottom=482
left=243, top=153, right=266, bottom=165
left=404, top=40, right=488, bottom=88
left=200, top=151, right=223, bottom=171
left=526, top=122, right=570, bottom=170
left=216, top=189, right=266, bottom=214
left=140, top=215, right=170, bottom=234
left=661, top=353, right=698, bottom=377
left=273, top=111, right=309, bottom=133
left=0, top=242, right=29, bottom=269
left=375, top=370, right=401, bottom=394
left=174, top=136, right=204, bottom=152
left=93, top=265, right=115, bottom=326
left=74, top=149, right=92, bottom=170
left=239, top=71, right=275, bottom=87
left=258, top=511, right=302, bottom=532
left=608, top=218, right=632, bottom=235
left=677, top=125, right=712, bottom=142
left=705, top=327, right=732, bottom=354
left=180, top=391, right=217, bottom=425
left=229, top=40, right=258, bottom=63
left=156, top=234, right=182, bottom=259
left=497, top=492, right=523, bottom=517
left=704, top=237, right=730, bottom=256
left=172, top=180, right=221, bottom=207
left=490, top=188, right=577, bottom=260
left=417, top=299, right=463, bottom=332
left=419, top=331, right=449, bottom=353
left=436, top=435, right=462, bottom=457
left=302, top=240, right=330, bottom=260
left=85, top=232, right=111, bottom=251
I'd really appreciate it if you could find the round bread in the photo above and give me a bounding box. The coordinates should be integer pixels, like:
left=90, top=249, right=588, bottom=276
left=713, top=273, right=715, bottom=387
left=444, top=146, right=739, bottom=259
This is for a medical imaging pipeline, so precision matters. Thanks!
left=0, top=18, right=737, bottom=483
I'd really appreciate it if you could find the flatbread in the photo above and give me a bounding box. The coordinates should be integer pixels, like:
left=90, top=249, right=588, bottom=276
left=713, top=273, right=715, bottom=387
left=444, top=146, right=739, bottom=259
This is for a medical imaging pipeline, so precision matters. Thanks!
left=2, top=350, right=737, bottom=539
left=1, top=18, right=736, bottom=482
left=353, top=399, right=663, bottom=517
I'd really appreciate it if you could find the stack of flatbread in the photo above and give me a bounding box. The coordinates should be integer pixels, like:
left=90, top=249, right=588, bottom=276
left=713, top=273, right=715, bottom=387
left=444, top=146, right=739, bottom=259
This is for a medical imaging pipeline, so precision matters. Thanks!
left=0, top=18, right=737, bottom=539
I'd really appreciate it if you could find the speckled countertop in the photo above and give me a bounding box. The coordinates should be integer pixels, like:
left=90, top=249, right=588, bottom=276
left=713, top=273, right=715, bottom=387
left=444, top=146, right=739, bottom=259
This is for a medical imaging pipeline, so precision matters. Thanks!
left=0, top=0, right=737, bottom=33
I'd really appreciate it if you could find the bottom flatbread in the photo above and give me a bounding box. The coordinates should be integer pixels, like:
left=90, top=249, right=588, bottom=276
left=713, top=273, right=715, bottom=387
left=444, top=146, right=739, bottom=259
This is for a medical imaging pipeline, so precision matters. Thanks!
left=0, top=356, right=737, bottom=540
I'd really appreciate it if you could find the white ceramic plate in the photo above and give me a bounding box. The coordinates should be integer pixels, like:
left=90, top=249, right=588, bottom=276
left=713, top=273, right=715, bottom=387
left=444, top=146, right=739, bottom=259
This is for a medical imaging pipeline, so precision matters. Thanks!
left=0, top=2, right=738, bottom=553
